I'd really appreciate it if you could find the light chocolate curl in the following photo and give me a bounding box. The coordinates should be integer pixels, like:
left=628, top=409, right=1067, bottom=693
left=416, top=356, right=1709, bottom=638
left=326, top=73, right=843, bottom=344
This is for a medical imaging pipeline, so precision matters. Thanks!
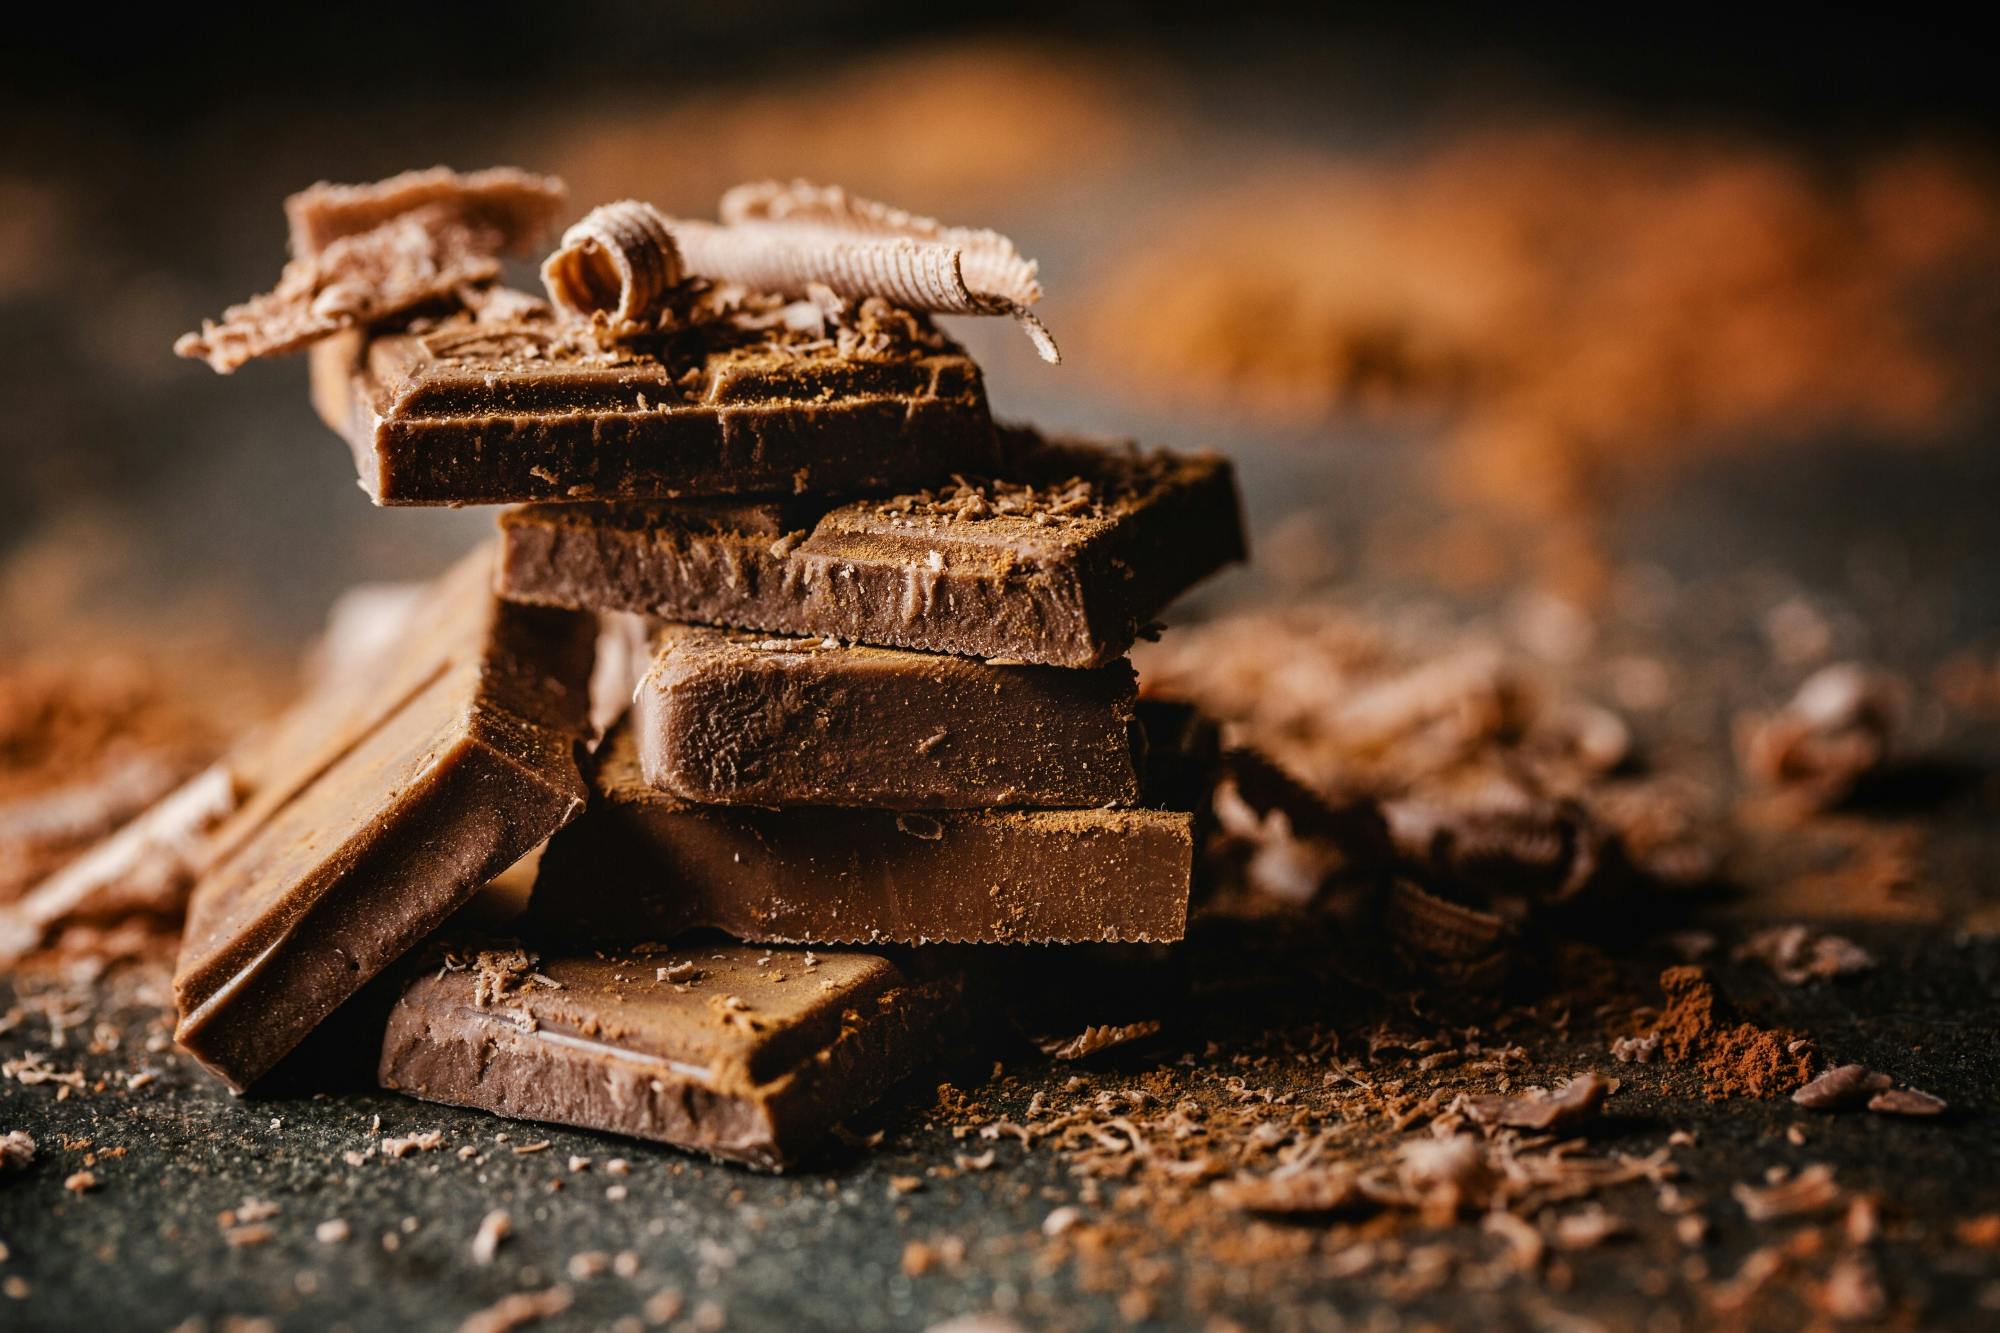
left=680, top=180, right=1060, bottom=363
left=539, top=200, right=686, bottom=330
left=176, top=167, right=568, bottom=373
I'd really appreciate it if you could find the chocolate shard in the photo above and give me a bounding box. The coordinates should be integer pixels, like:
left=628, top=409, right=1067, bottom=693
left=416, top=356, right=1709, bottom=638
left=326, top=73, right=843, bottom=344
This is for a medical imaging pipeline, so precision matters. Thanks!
left=500, top=429, right=1246, bottom=669
left=173, top=547, right=594, bottom=1092
left=307, top=295, right=994, bottom=506
left=378, top=939, right=962, bottom=1169
left=635, top=625, right=1139, bottom=809
left=527, top=722, right=1194, bottom=946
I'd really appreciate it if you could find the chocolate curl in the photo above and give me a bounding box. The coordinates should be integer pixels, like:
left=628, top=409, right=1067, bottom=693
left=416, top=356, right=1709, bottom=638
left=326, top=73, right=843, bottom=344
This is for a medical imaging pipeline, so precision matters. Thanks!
left=679, top=180, right=1061, bottom=363
left=540, top=200, right=685, bottom=330
left=176, top=167, right=568, bottom=374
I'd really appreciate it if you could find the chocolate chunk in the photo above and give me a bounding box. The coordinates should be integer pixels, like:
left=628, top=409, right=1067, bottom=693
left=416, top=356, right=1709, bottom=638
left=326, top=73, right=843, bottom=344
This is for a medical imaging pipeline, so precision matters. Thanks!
left=307, top=300, right=994, bottom=505
left=635, top=625, right=1138, bottom=809
left=500, top=429, right=1246, bottom=668
left=173, top=548, right=594, bottom=1091
left=528, top=722, right=1193, bottom=945
left=378, top=940, right=961, bottom=1169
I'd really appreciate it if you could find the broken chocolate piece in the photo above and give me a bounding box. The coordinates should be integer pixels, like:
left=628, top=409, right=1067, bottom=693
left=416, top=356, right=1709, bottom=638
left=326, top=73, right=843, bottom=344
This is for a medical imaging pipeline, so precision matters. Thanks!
left=528, top=722, right=1193, bottom=945
left=308, top=296, right=994, bottom=505
left=500, top=429, right=1245, bottom=669
left=173, top=548, right=594, bottom=1091
left=635, top=625, right=1138, bottom=809
left=378, top=940, right=961, bottom=1169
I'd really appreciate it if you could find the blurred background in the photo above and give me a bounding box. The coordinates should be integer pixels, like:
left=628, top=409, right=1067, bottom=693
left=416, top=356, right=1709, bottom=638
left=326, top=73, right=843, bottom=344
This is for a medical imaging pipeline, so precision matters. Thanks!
left=4, top=3, right=1997, bottom=718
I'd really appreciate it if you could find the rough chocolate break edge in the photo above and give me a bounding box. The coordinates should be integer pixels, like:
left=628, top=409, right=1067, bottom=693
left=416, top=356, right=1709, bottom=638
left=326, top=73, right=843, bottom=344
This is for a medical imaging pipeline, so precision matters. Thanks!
left=172, top=548, right=594, bottom=1091
left=378, top=940, right=964, bottom=1170
left=307, top=309, right=996, bottom=506
left=498, top=427, right=1247, bottom=669
left=526, top=720, right=1194, bottom=946
left=634, top=624, right=1140, bottom=809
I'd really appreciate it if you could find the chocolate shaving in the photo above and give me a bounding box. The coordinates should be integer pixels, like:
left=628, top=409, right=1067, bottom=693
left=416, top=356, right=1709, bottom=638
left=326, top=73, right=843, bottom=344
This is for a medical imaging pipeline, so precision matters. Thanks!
left=1867, top=1087, right=1947, bottom=1116
left=1733, top=925, right=1876, bottom=985
left=1736, top=663, right=1904, bottom=808
left=284, top=166, right=566, bottom=259
left=1464, top=1073, right=1611, bottom=1131
left=1384, top=878, right=1511, bottom=987
left=1733, top=1163, right=1843, bottom=1222
left=673, top=180, right=1059, bottom=362
left=1034, top=1021, right=1164, bottom=1062
left=458, top=1285, right=573, bottom=1333
left=1791, top=1064, right=1893, bottom=1111
left=1211, top=1165, right=1362, bottom=1215
left=540, top=200, right=686, bottom=332
left=0, top=1129, right=33, bottom=1170
left=177, top=167, right=567, bottom=373
left=0, top=764, right=234, bottom=963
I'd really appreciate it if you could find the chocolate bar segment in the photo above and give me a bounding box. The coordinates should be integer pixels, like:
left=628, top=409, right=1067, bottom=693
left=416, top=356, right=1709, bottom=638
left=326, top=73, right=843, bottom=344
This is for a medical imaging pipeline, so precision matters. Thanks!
left=499, top=429, right=1246, bottom=669
left=378, top=940, right=961, bottom=1169
left=309, top=303, right=995, bottom=505
left=527, top=723, right=1192, bottom=945
left=635, top=625, right=1139, bottom=809
left=173, top=548, right=594, bottom=1091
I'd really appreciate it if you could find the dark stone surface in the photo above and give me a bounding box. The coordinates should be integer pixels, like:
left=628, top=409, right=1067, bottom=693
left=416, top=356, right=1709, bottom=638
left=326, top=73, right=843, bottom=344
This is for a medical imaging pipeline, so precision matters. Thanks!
left=2, top=924, right=1998, bottom=1331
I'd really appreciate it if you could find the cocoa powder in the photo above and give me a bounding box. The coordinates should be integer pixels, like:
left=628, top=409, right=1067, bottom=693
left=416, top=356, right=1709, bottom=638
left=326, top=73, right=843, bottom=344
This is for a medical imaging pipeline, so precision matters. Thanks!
left=1650, top=965, right=1815, bottom=1100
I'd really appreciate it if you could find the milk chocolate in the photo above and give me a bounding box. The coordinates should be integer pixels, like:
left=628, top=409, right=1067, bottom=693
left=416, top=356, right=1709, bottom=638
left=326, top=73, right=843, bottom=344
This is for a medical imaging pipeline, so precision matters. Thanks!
left=378, top=940, right=961, bottom=1169
left=307, top=299, right=994, bottom=506
left=527, top=722, right=1193, bottom=945
left=173, top=548, right=594, bottom=1091
left=635, top=625, right=1138, bottom=809
left=499, top=429, right=1246, bottom=669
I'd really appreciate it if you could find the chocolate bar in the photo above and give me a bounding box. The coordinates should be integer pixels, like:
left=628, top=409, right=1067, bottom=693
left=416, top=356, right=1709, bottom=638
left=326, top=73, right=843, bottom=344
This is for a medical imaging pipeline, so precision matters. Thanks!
left=499, top=429, right=1246, bottom=669
left=173, top=548, right=594, bottom=1091
left=527, top=722, right=1193, bottom=945
left=378, top=940, right=961, bottom=1169
left=635, top=625, right=1139, bottom=809
left=307, top=301, right=995, bottom=506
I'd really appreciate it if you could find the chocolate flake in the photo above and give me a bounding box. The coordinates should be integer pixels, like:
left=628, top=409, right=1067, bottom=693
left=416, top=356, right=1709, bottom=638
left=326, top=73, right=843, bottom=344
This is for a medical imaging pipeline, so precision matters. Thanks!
left=457, top=1285, right=573, bottom=1333
left=1867, top=1087, right=1947, bottom=1116
left=1463, top=1073, right=1611, bottom=1132
left=1733, top=925, right=1876, bottom=985
left=178, top=168, right=566, bottom=373
left=1791, top=1064, right=1893, bottom=1111
left=1733, top=1163, right=1842, bottom=1222
left=1211, top=1165, right=1362, bottom=1215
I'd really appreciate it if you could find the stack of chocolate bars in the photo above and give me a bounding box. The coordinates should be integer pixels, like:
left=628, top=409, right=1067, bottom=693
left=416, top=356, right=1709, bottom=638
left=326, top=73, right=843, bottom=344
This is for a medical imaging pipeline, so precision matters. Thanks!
left=170, top=168, right=1245, bottom=1168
